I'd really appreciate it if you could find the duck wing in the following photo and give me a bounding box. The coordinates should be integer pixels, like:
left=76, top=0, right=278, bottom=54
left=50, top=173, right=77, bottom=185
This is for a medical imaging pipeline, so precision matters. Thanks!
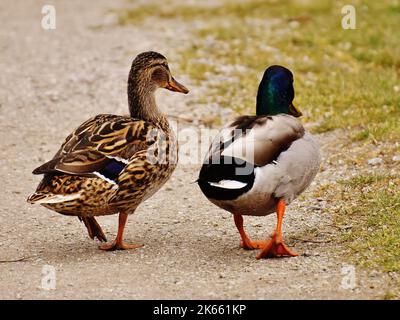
left=32, top=114, right=159, bottom=179
left=206, top=114, right=305, bottom=167
left=198, top=114, right=304, bottom=199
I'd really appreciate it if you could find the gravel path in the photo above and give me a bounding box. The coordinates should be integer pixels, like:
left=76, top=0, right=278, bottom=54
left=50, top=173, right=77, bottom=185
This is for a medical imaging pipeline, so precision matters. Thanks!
left=0, top=0, right=393, bottom=299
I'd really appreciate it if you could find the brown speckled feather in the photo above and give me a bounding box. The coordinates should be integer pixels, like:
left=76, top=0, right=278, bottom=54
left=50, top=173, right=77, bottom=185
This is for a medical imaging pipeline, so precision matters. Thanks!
left=32, top=114, right=156, bottom=175
left=28, top=114, right=177, bottom=217
left=27, top=51, right=187, bottom=246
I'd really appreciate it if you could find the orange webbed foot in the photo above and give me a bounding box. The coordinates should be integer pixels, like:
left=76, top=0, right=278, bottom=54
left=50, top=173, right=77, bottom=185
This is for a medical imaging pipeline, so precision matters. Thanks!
left=99, top=241, right=143, bottom=251
left=240, top=239, right=269, bottom=250
left=256, top=233, right=298, bottom=259
left=99, top=212, right=143, bottom=251
left=79, top=217, right=107, bottom=242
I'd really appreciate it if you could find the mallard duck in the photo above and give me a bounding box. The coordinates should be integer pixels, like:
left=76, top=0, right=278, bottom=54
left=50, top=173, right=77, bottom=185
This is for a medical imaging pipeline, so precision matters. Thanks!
left=28, top=51, right=189, bottom=250
left=197, top=65, right=321, bottom=259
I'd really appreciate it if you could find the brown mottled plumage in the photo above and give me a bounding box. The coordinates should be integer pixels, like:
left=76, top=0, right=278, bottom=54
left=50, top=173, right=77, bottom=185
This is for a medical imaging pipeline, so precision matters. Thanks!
left=28, top=51, right=189, bottom=250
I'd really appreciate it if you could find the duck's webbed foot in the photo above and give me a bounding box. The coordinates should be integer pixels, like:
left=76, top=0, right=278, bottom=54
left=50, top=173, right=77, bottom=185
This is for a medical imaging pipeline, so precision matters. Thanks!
left=256, top=232, right=298, bottom=259
left=234, top=214, right=268, bottom=250
left=98, top=212, right=143, bottom=251
left=234, top=200, right=298, bottom=259
left=240, top=239, right=269, bottom=250
left=256, top=199, right=298, bottom=259
left=79, top=216, right=107, bottom=242
left=99, top=241, right=143, bottom=251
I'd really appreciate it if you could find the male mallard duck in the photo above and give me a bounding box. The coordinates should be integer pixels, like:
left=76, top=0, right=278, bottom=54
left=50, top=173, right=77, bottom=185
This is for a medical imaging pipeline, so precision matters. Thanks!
left=198, top=65, right=320, bottom=259
left=28, top=51, right=188, bottom=250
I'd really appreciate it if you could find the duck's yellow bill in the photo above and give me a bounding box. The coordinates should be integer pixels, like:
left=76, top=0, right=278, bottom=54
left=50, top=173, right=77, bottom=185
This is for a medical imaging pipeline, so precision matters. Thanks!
left=165, top=77, right=189, bottom=94
left=289, top=103, right=302, bottom=117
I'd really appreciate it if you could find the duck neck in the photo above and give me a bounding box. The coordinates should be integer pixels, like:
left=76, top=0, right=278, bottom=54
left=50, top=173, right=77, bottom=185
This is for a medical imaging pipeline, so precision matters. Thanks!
left=128, top=79, right=168, bottom=128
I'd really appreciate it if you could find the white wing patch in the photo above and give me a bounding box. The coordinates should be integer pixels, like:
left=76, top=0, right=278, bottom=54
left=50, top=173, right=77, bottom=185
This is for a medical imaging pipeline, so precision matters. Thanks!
left=93, top=171, right=117, bottom=185
left=105, top=155, right=129, bottom=164
left=208, top=180, right=247, bottom=189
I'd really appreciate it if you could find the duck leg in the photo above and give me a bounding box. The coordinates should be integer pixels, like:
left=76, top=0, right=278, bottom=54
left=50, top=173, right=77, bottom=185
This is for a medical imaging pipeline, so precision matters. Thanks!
left=79, top=216, right=107, bottom=242
left=99, top=212, right=143, bottom=251
left=256, top=199, right=298, bottom=259
left=234, top=214, right=268, bottom=250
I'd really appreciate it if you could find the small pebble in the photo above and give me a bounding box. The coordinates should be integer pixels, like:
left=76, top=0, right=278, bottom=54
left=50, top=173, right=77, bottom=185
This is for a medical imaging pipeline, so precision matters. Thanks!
left=392, top=155, right=400, bottom=162
left=367, top=157, right=383, bottom=166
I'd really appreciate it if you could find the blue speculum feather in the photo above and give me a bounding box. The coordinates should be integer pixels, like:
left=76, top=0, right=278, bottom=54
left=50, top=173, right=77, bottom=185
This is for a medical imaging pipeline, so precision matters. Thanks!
left=98, top=159, right=126, bottom=181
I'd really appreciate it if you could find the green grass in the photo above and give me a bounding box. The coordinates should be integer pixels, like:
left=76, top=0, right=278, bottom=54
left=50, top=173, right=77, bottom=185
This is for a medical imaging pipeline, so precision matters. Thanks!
left=118, top=0, right=400, bottom=145
left=321, top=174, right=400, bottom=272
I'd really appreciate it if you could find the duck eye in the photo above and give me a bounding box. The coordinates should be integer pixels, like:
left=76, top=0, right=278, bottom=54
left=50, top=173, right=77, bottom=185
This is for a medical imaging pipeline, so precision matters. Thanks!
left=151, top=67, right=168, bottom=83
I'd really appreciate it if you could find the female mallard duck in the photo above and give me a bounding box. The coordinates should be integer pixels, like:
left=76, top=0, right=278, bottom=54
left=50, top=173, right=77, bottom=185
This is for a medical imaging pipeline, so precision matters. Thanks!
left=198, top=65, right=320, bottom=259
left=28, top=51, right=188, bottom=250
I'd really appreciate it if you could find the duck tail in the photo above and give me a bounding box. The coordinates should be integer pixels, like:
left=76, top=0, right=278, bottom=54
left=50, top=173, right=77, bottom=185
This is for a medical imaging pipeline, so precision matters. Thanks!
left=27, top=192, right=48, bottom=204
left=27, top=192, right=81, bottom=204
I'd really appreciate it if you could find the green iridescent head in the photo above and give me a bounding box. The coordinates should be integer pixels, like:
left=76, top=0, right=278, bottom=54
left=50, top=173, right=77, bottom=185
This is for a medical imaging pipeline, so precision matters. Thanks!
left=256, top=65, right=302, bottom=117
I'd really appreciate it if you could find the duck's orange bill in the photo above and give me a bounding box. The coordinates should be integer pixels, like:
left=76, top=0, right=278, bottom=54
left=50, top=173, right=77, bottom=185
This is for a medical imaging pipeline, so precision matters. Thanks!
left=165, top=77, right=189, bottom=94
